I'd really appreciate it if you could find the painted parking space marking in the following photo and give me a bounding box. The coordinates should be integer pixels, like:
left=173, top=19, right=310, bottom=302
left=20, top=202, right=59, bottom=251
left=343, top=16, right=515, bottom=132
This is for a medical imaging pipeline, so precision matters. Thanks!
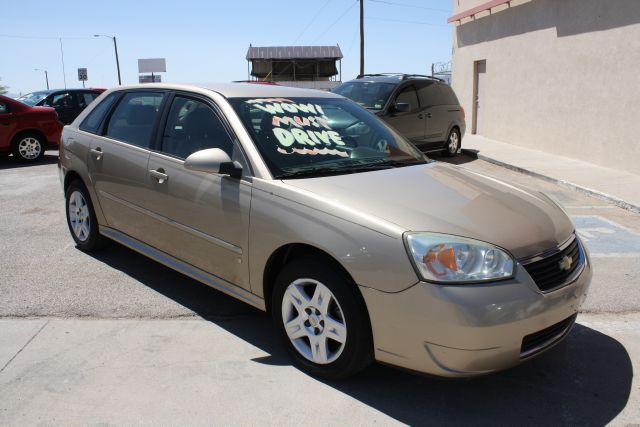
left=571, top=215, right=640, bottom=258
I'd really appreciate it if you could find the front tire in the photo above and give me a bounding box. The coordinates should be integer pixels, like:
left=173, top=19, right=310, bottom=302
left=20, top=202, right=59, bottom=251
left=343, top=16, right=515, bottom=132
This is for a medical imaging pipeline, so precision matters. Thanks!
left=11, top=133, right=45, bottom=162
left=272, top=256, right=373, bottom=380
left=65, top=180, right=106, bottom=252
left=443, top=128, right=461, bottom=157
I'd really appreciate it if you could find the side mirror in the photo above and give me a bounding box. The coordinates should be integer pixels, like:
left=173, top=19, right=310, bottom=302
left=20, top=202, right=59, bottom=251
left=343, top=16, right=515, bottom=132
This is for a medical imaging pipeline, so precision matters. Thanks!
left=393, top=102, right=410, bottom=113
left=184, top=148, right=243, bottom=179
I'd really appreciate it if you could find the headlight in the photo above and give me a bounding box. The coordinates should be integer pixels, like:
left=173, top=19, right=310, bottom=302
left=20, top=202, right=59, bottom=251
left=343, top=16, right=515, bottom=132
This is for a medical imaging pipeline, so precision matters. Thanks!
left=404, top=233, right=515, bottom=283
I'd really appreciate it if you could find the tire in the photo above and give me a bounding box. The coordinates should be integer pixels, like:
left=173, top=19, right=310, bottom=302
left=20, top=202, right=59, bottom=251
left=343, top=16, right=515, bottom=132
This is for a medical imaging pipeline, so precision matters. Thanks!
left=443, top=128, right=461, bottom=157
left=11, top=133, right=45, bottom=162
left=272, top=256, right=373, bottom=380
left=65, top=180, right=107, bottom=252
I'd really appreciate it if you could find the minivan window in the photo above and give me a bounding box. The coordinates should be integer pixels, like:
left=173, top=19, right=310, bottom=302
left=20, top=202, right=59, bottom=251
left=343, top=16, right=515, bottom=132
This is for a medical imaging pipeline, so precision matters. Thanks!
left=105, top=92, right=164, bottom=148
left=80, top=93, right=119, bottom=134
left=17, top=91, right=49, bottom=106
left=332, top=81, right=395, bottom=111
left=395, top=86, right=419, bottom=111
left=161, top=96, right=234, bottom=159
left=229, top=97, right=426, bottom=179
left=77, top=92, right=99, bottom=109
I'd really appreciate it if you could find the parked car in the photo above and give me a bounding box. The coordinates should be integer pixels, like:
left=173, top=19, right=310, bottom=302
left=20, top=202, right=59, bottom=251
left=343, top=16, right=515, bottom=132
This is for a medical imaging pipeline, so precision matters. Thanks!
left=59, top=84, right=590, bottom=379
left=0, top=95, right=63, bottom=162
left=332, top=74, right=465, bottom=156
left=18, top=88, right=106, bottom=125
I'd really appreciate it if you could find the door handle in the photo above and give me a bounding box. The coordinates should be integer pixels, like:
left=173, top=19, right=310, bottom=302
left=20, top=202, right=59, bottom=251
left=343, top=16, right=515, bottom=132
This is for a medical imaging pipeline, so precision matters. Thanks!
left=149, top=168, right=169, bottom=184
left=418, top=113, right=424, bottom=119
left=426, top=113, right=432, bottom=119
left=90, top=148, right=103, bottom=160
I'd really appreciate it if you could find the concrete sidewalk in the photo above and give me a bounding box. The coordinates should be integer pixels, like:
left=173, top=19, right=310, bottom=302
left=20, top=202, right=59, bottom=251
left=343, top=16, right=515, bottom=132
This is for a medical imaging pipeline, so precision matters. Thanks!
left=462, top=134, right=640, bottom=212
left=1, top=314, right=638, bottom=425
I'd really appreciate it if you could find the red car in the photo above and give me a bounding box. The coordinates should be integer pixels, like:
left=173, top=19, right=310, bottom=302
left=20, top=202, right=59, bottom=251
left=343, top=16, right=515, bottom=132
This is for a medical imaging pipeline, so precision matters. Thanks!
left=0, top=95, right=63, bottom=162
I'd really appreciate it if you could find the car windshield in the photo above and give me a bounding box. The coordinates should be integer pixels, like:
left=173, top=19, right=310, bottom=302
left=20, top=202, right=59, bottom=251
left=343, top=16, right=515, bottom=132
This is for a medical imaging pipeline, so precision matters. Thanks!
left=17, top=91, right=50, bottom=106
left=229, top=97, right=427, bottom=179
left=332, top=81, right=396, bottom=111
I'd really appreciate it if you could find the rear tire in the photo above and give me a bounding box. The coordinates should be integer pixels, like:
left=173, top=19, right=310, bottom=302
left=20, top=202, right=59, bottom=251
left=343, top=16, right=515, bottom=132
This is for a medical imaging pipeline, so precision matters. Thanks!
left=65, top=180, right=107, bottom=252
left=11, top=133, right=45, bottom=162
left=272, top=256, right=373, bottom=380
left=443, top=128, right=461, bottom=157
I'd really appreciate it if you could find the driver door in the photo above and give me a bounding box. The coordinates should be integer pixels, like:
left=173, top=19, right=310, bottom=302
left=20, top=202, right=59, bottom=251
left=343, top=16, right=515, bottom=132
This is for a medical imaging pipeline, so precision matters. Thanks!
left=143, top=94, right=252, bottom=290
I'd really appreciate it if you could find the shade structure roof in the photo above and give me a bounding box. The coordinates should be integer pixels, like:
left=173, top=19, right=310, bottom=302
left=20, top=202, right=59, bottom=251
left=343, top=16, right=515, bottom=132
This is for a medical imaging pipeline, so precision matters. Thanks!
left=246, top=45, right=343, bottom=60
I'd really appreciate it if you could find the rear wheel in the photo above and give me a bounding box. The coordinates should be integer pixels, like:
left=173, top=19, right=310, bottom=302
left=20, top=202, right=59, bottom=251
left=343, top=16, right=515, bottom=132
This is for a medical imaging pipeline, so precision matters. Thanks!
left=272, top=256, right=373, bottom=380
left=443, top=128, right=461, bottom=157
left=65, top=180, right=107, bottom=251
left=12, top=133, right=45, bottom=162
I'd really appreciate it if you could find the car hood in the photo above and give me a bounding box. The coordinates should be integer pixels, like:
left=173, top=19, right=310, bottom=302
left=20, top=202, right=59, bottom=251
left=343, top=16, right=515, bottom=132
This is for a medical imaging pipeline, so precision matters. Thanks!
left=283, top=162, right=574, bottom=260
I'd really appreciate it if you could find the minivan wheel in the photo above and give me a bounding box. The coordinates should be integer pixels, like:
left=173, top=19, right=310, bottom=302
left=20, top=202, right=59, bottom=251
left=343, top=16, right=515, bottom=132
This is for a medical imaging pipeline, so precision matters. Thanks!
left=11, top=133, right=45, bottom=162
left=272, top=257, right=373, bottom=380
left=444, top=128, right=461, bottom=157
left=65, top=181, right=106, bottom=251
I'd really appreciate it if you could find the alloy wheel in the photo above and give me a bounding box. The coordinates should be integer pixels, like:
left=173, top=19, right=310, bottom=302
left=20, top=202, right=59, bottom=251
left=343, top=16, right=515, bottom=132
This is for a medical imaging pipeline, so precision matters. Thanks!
left=68, top=190, right=91, bottom=242
left=17, top=137, right=42, bottom=160
left=448, top=131, right=459, bottom=153
left=281, top=278, right=347, bottom=365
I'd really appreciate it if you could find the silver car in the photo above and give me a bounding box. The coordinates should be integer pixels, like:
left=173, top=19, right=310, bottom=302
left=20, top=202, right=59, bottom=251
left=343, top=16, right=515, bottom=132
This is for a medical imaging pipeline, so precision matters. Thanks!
left=59, top=84, right=591, bottom=379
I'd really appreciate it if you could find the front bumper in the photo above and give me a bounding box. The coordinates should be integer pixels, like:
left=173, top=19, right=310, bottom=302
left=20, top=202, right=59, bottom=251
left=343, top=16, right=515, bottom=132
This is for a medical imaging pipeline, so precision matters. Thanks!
left=359, top=253, right=592, bottom=377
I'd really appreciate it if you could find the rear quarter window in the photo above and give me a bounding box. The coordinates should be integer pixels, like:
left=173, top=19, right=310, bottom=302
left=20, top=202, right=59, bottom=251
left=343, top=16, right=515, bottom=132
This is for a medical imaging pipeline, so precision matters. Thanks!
left=80, top=93, right=119, bottom=134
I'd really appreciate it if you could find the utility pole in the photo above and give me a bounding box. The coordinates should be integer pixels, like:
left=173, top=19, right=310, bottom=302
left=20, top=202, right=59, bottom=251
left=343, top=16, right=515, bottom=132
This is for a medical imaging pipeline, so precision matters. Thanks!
left=94, top=35, right=122, bottom=85
left=360, top=0, right=365, bottom=76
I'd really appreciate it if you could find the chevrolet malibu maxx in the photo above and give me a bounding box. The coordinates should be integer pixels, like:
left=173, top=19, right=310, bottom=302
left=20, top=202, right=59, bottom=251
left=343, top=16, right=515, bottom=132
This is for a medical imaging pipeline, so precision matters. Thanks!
left=59, top=84, right=591, bottom=379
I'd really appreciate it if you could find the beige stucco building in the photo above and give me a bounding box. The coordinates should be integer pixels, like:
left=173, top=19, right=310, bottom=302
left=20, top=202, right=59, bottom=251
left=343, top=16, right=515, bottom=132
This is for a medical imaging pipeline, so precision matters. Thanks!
left=450, top=0, right=640, bottom=174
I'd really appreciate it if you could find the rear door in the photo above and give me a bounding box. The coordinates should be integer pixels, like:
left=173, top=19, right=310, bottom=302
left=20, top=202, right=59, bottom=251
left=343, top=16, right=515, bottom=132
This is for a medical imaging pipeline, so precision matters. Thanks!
left=382, top=85, right=425, bottom=143
left=143, top=93, right=252, bottom=289
left=0, top=100, right=16, bottom=149
left=416, top=81, right=451, bottom=149
left=87, top=90, right=166, bottom=242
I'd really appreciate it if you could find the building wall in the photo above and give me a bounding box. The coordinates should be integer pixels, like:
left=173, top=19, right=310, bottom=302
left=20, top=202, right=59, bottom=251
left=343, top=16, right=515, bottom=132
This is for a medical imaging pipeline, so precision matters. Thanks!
left=451, top=0, right=640, bottom=174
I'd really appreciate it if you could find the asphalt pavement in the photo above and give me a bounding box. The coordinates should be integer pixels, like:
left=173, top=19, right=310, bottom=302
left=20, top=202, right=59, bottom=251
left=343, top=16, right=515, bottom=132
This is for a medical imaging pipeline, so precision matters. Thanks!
left=0, top=151, right=638, bottom=425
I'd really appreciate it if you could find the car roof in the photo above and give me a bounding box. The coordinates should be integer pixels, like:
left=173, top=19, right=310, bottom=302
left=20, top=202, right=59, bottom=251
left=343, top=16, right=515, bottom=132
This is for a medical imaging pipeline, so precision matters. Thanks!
left=343, top=74, right=446, bottom=85
left=105, top=83, right=343, bottom=99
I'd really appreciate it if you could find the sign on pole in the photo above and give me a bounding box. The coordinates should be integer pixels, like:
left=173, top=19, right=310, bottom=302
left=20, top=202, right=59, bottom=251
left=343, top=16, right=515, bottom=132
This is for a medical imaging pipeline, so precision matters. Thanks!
left=77, top=68, right=88, bottom=81
left=137, top=58, right=166, bottom=73
left=139, top=74, right=162, bottom=83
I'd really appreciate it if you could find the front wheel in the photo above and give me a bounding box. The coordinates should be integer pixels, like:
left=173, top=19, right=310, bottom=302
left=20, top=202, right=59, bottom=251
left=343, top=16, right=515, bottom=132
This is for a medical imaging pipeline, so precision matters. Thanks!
left=443, top=128, right=461, bottom=157
left=272, top=257, right=373, bottom=380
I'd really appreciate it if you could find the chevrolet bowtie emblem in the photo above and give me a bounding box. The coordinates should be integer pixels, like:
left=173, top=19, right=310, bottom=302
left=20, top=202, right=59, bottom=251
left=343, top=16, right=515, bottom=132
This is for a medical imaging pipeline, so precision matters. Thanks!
left=559, top=255, right=573, bottom=271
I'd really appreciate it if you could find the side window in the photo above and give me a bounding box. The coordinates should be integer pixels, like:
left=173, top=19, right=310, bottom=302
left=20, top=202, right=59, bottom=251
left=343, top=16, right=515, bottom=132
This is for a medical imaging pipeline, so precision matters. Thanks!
left=105, top=92, right=164, bottom=148
left=417, top=82, right=440, bottom=107
left=439, top=85, right=460, bottom=106
left=395, top=86, right=419, bottom=111
left=0, top=102, right=8, bottom=114
left=77, top=92, right=99, bottom=109
left=160, top=96, right=234, bottom=159
left=80, top=93, right=119, bottom=134
left=49, top=93, right=74, bottom=108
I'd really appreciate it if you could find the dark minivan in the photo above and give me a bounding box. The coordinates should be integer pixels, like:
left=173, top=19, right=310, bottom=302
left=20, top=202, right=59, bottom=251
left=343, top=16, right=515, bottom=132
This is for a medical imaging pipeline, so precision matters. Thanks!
left=18, top=88, right=106, bottom=125
left=333, top=74, right=465, bottom=156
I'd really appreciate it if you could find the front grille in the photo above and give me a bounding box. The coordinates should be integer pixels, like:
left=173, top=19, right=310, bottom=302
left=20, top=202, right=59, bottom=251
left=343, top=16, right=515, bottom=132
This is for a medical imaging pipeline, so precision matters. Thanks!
left=522, top=236, right=583, bottom=292
left=520, top=314, right=577, bottom=358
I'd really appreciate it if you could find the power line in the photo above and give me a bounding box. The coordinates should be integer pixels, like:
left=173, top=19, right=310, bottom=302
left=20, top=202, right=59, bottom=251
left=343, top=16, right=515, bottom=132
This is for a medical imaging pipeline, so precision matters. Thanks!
left=368, top=0, right=449, bottom=13
left=293, top=0, right=333, bottom=45
left=0, top=34, right=93, bottom=40
left=311, top=0, right=358, bottom=44
left=365, top=16, right=447, bottom=26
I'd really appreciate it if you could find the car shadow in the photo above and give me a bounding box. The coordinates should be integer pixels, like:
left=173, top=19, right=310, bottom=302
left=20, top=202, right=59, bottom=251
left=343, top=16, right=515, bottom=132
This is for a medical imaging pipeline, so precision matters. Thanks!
left=430, top=151, right=478, bottom=166
left=88, top=241, right=633, bottom=426
left=0, top=151, right=58, bottom=170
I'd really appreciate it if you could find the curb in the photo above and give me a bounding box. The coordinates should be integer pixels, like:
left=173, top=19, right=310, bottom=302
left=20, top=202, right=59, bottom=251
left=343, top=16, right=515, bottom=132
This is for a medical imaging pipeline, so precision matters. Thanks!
left=462, top=148, right=640, bottom=214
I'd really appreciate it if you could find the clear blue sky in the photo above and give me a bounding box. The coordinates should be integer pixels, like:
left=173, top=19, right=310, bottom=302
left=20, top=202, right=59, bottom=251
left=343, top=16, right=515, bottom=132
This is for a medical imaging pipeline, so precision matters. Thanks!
left=1, top=0, right=453, bottom=95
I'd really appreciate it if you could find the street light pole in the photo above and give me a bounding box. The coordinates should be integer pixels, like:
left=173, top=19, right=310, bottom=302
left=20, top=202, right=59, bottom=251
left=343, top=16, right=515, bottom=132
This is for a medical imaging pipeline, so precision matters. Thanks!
left=34, top=69, right=49, bottom=90
left=94, top=34, right=122, bottom=85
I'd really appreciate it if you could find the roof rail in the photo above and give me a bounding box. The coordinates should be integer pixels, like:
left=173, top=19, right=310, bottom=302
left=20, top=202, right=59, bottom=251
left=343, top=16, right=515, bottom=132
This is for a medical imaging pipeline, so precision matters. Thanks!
left=356, top=73, right=444, bottom=82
